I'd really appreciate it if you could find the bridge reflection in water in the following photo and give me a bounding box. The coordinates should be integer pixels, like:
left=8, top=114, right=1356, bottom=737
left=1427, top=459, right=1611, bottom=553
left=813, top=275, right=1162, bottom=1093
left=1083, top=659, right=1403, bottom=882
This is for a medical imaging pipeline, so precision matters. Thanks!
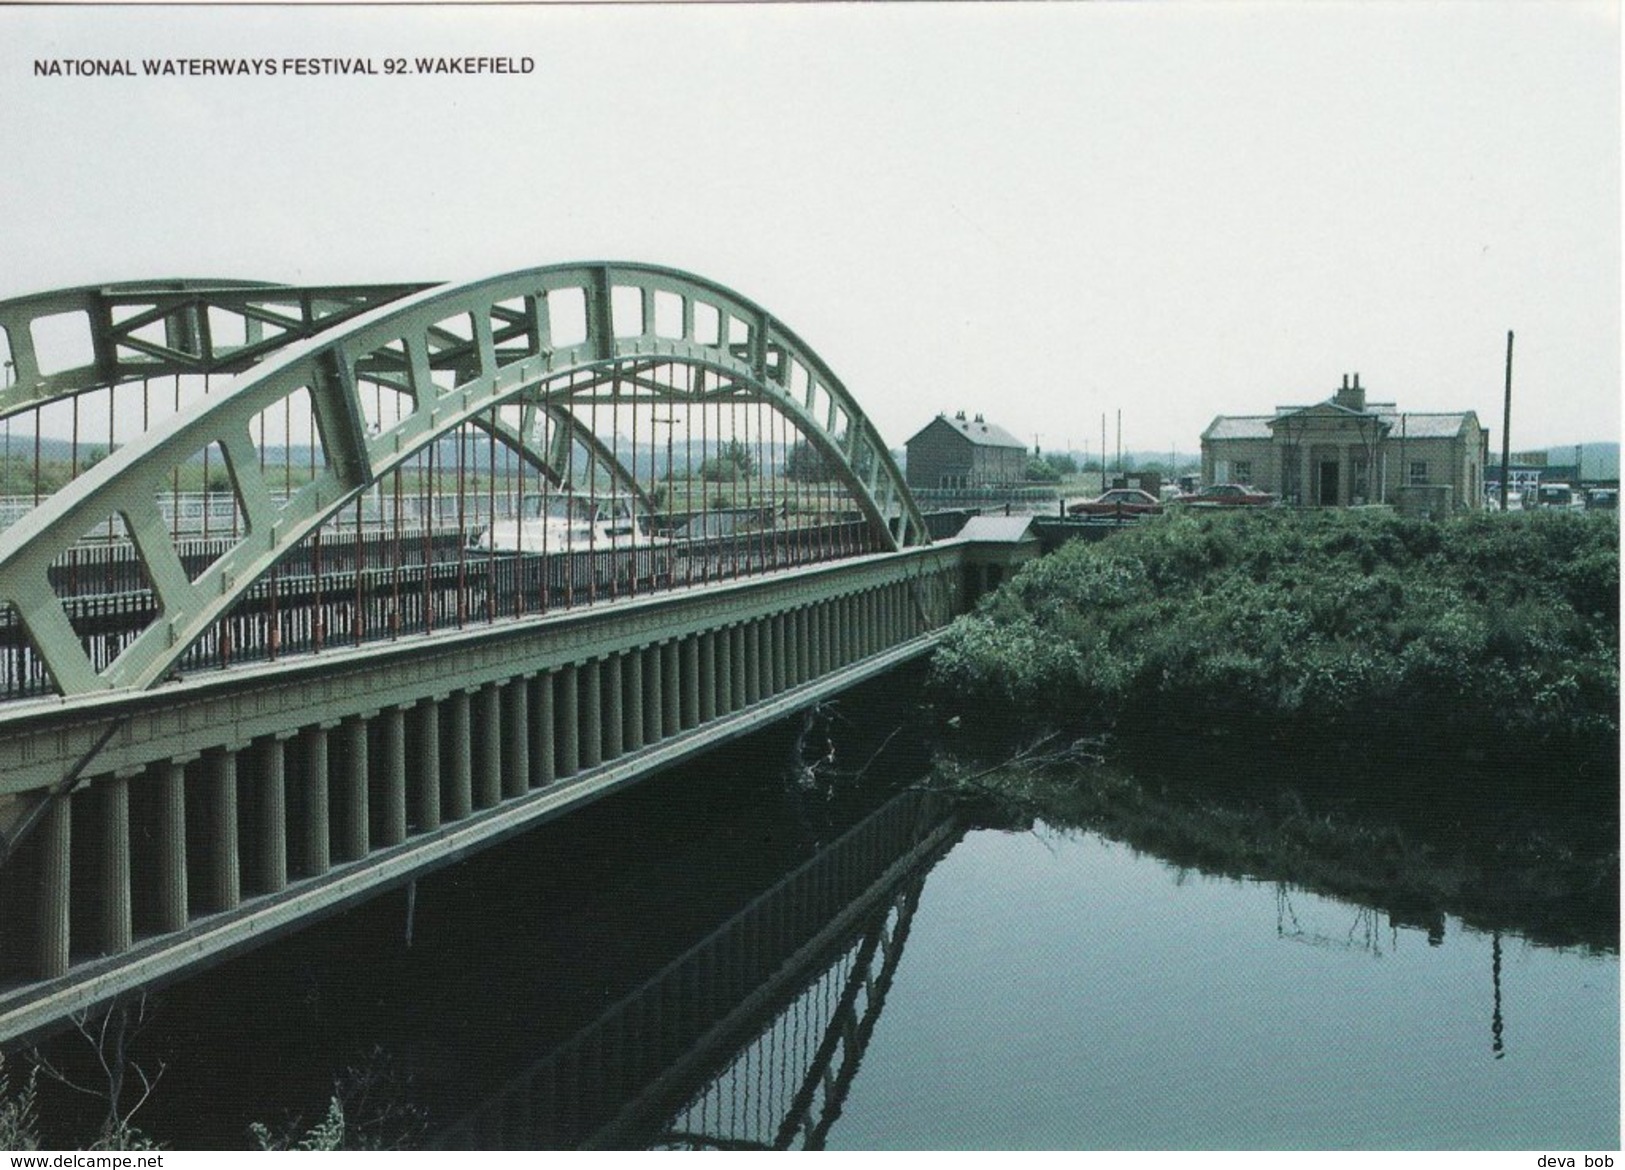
left=435, top=787, right=960, bottom=1150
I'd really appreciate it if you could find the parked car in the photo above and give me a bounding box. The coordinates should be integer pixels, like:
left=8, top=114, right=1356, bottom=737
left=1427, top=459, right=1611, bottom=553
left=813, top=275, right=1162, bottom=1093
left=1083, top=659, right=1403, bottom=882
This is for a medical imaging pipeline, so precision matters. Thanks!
left=1067, top=487, right=1163, bottom=518
left=1170, top=483, right=1279, bottom=508
left=1527, top=481, right=1579, bottom=510
left=1586, top=488, right=1618, bottom=511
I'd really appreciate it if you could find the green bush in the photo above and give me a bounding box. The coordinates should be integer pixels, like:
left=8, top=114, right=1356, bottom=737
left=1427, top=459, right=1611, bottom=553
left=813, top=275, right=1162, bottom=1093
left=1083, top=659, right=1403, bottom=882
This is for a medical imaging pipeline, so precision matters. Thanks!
left=930, top=508, right=1619, bottom=773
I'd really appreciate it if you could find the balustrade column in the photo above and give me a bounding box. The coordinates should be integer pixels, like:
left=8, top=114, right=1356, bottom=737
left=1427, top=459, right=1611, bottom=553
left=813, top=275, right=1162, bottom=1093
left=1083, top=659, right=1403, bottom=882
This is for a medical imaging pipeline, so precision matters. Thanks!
left=256, top=734, right=289, bottom=893
left=642, top=646, right=663, bottom=745
left=681, top=636, right=701, bottom=729
left=202, top=747, right=241, bottom=912
left=99, top=776, right=133, bottom=954
left=716, top=627, right=735, bottom=715
left=534, top=673, right=557, bottom=787
left=337, top=717, right=370, bottom=862
left=154, top=761, right=189, bottom=934
left=698, top=631, right=717, bottom=723
left=302, top=726, right=331, bottom=877
left=771, top=612, right=788, bottom=694
left=380, top=706, right=409, bottom=847
left=34, top=797, right=70, bottom=979
left=661, top=642, right=681, bottom=736
left=821, top=599, right=835, bottom=673
left=448, top=690, right=474, bottom=820
left=744, top=622, right=761, bottom=705
left=604, top=655, right=624, bottom=760
left=474, top=689, right=497, bottom=809
left=625, top=651, right=645, bottom=753
left=505, top=678, right=530, bottom=799
left=413, top=699, right=442, bottom=832
left=789, top=607, right=804, bottom=687
left=475, top=685, right=501, bottom=809
left=581, top=660, right=603, bottom=769
left=832, top=597, right=846, bottom=667
left=730, top=625, right=747, bottom=711
left=558, top=664, right=580, bottom=778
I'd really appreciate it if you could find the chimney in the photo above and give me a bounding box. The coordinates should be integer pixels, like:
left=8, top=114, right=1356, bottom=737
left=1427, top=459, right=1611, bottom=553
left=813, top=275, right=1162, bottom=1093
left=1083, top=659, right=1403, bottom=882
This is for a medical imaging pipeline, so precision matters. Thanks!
left=1335, top=371, right=1366, bottom=412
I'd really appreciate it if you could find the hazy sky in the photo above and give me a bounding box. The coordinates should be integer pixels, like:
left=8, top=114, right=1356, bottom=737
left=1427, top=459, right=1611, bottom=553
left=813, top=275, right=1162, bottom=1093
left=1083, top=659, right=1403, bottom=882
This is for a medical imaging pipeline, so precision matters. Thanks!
left=0, top=2, right=1617, bottom=457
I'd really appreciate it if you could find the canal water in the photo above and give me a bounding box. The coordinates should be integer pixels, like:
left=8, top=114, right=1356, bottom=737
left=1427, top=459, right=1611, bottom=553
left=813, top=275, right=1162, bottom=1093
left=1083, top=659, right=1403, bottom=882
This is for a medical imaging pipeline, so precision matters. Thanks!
left=22, top=668, right=1618, bottom=1151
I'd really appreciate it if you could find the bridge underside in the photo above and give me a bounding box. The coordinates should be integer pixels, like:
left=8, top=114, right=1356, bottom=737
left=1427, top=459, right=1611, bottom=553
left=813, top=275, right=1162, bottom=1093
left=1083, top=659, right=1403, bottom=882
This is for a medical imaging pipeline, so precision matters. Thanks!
left=0, top=263, right=960, bottom=1044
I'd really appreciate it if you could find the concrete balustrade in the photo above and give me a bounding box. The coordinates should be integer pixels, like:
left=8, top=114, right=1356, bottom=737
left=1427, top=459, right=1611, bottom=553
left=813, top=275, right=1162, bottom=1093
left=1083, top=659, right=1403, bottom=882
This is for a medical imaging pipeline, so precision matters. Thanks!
left=0, top=552, right=967, bottom=1043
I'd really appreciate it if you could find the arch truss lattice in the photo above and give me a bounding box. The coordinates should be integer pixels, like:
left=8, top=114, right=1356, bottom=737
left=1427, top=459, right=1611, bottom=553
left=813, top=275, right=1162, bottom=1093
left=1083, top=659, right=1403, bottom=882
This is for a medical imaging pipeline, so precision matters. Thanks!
left=0, top=264, right=927, bottom=697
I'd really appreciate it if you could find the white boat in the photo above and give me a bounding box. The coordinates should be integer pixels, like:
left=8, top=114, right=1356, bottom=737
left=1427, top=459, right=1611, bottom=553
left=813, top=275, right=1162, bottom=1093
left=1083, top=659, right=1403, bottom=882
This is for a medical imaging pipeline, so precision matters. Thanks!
left=472, top=492, right=669, bottom=555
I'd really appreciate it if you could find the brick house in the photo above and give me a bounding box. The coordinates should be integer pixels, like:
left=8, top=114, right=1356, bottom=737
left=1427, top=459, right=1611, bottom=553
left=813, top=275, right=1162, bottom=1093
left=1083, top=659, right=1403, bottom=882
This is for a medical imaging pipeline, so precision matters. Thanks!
left=904, top=412, right=1029, bottom=491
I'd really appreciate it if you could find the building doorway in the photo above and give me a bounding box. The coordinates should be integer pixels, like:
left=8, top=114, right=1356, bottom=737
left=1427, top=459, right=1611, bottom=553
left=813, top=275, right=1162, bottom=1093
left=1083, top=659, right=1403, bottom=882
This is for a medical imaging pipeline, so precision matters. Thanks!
left=1318, top=460, right=1340, bottom=506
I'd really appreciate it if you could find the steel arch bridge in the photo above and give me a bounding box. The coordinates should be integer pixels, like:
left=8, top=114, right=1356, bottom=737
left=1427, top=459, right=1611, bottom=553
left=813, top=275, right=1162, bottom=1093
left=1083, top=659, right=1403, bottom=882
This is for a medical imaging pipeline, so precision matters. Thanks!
left=0, top=264, right=928, bottom=699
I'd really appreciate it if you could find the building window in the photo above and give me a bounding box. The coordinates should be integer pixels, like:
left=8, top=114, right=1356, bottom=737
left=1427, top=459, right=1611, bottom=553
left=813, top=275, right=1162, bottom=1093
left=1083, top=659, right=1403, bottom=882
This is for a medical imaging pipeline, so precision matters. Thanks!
left=1352, top=457, right=1370, bottom=503
left=1233, top=460, right=1252, bottom=483
left=1409, top=461, right=1428, bottom=485
left=1280, top=447, right=1301, bottom=505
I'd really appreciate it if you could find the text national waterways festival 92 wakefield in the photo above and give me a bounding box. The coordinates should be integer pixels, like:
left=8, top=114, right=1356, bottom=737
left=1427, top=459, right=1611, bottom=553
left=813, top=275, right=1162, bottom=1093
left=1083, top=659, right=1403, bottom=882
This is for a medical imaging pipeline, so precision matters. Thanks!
left=33, top=57, right=536, bottom=77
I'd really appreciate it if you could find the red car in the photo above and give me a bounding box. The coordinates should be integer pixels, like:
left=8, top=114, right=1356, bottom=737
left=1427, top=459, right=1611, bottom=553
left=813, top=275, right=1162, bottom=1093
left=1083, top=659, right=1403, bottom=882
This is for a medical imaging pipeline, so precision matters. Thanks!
left=1067, top=488, right=1164, bottom=518
left=1171, top=483, right=1278, bottom=507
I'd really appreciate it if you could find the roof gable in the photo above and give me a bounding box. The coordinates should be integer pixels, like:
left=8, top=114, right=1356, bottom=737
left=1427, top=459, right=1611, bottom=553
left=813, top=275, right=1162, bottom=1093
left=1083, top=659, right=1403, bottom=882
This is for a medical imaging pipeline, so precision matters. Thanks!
left=906, top=414, right=1027, bottom=450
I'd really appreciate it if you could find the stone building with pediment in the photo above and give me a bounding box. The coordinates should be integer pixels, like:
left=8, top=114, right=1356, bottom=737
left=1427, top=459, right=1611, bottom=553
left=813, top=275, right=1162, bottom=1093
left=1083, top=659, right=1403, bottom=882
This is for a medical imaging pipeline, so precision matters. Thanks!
left=1200, top=373, right=1490, bottom=510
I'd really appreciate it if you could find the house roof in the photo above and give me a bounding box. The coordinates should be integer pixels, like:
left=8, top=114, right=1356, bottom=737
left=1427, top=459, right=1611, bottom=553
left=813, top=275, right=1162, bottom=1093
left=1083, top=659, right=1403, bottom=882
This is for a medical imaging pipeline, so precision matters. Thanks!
left=907, top=413, right=1027, bottom=451
left=955, top=515, right=1038, bottom=543
left=1205, top=400, right=1482, bottom=442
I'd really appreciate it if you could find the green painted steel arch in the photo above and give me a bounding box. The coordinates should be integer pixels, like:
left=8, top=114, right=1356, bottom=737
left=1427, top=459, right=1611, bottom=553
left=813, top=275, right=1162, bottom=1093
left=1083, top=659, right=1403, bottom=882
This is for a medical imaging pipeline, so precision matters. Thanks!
left=0, top=263, right=927, bottom=696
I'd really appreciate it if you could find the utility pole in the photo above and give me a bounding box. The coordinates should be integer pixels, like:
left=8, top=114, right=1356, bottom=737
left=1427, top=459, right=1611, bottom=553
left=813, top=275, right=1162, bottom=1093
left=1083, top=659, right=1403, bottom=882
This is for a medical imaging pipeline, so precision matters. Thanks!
left=1498, top=331, right=1513, bottom=513
left=1100, top=413, right=1107, bottom=494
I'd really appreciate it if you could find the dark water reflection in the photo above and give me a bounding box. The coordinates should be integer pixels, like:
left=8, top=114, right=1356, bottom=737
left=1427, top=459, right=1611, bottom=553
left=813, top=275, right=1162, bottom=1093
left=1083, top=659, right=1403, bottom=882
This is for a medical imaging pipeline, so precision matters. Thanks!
left=22, top=670, right=1619, bottom=1150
